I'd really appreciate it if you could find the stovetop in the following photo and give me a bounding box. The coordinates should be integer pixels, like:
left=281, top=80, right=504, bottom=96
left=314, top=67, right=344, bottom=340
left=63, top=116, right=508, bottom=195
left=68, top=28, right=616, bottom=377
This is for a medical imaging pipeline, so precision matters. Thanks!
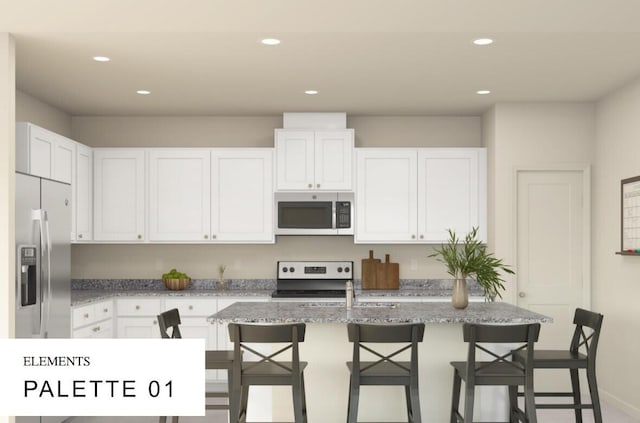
left=274, top=260, right=353, bottom=298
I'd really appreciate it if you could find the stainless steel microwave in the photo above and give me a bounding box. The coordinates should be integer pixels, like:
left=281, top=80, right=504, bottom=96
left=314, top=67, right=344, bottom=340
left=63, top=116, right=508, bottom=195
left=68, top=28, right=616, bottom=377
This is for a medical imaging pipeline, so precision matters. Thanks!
left=275, top=192, right=354, bottom=235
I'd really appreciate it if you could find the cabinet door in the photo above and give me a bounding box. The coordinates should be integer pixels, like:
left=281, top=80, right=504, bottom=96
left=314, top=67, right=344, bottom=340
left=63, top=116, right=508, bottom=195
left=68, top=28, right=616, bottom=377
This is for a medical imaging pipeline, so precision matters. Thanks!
left=417, top=149, right=486, bottom=242
left=314, top=130, right=354, bottom=190
left=52, top=135, right=75, bottom=184
left=27, top=124, right=54, bottom=179
left=74, top=143, right=93, bottom=241
left=149, top=149, right=211, bottom=241
left=93, top=149, right=145, bottom=241
left=355, top=149, right=418, bottom=243
left=211, top=149, right=274, bottom=242
left=116, top=317, right=159, bottom=338
left=275, top=130, right=315, bottom=190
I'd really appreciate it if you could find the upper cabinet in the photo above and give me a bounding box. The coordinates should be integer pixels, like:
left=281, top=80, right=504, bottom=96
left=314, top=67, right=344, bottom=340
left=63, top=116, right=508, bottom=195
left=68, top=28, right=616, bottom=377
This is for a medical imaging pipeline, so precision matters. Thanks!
left=16, top=122, right=75, bottom=184
left=275, top=129, right=353, bottom=191
left=355, top=148, right=486, bottom=244
left=211, top=149, right=274, bottom=243
left=93, top=149, right=146, bottom=242
left=148, top=149, right=211, bottom=242
left=74, top=143, right=93, bottom=242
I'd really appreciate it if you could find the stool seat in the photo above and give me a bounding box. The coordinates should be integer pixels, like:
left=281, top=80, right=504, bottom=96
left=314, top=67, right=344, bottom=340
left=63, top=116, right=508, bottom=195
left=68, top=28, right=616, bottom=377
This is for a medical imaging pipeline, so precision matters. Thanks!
left=513, top=350, right=587, bottom=368
left=450, top=361, right=532, bottom=384
left=242, top=361, right=308, bottom=379
left=205, top=350, right=235, bottom=370
left=347, top=361, right=413, bottom=378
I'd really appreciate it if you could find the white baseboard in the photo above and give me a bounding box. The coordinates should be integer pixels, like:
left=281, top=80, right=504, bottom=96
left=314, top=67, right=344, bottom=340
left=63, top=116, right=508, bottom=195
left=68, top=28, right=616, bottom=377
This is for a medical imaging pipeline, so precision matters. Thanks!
left=601, top=388, right=640, bottom=420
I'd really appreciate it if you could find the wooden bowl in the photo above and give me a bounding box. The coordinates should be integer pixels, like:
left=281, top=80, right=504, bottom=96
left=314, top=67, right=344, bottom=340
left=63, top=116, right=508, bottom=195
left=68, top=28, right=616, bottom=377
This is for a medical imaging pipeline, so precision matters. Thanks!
left=163, top=278, right=190, bottom=291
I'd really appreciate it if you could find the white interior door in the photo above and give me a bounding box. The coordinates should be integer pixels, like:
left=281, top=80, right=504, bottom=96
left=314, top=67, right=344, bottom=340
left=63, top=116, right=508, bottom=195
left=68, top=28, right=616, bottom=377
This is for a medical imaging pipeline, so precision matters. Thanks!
left=516, top=169, right=589, bottom=389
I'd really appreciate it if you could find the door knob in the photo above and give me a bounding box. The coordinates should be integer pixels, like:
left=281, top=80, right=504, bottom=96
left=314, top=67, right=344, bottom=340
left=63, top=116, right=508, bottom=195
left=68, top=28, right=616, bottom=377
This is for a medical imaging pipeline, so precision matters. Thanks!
left=518, top=292, right=526, bottom=298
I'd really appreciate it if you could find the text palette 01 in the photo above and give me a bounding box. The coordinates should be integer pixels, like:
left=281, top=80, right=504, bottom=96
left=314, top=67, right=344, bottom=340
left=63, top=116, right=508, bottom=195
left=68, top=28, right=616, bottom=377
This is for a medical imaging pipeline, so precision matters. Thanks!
left=0, top=339, right=204, bottom=416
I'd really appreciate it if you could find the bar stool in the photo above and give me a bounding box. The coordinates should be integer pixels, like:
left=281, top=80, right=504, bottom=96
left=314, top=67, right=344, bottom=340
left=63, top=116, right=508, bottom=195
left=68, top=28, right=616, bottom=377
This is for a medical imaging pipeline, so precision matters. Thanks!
left=450, top=323, right=540, bottom=423
left=512, top=308, right=604, bottom=423
left=345, top=323, right=425, bottom=423
left=157, top=308, right=238, bottom=423
left=228, top=323, right=308, bottom=423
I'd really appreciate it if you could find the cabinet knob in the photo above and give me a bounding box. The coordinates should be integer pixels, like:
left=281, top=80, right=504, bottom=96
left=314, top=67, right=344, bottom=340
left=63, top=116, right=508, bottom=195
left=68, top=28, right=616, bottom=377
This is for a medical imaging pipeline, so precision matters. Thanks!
left=83, top=313, right=89, bottom=318
left=92, top=326, right=100, bottom=332
left=188, top=305, right=193, bottom=310
left=135, top=305, right=140, bottom=310
left=137, top=234, right=142, bottom=240
left=78, top=234, right=83, bottom=239
left=308, top=183, right=312, bottom=188
left=419, top=235, right=424, bottom=239
left=204, top=234, right=208, bottom=239
left=211, top=234, right=217, bottom=239
left=153, top=320, right=157, bottom=325
left=316, top=183, right=320, bottom=188
left=103, top=308, right=109, bottom=313
left=519, top=292, right=526, bottom=298
left=411, top=235, right=416, bottom=239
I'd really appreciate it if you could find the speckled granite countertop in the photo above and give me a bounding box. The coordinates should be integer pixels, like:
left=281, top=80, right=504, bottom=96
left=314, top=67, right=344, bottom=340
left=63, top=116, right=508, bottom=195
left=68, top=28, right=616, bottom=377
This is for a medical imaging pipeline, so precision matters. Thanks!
left=208, top=301, right=552, bottom=324
left=71, top=289, right=274, bottom=306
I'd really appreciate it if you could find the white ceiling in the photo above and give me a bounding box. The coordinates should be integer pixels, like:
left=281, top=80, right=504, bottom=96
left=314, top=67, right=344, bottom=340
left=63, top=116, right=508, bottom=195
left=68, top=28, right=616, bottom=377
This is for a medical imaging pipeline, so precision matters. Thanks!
left=5, top=1, right=640, bottom=116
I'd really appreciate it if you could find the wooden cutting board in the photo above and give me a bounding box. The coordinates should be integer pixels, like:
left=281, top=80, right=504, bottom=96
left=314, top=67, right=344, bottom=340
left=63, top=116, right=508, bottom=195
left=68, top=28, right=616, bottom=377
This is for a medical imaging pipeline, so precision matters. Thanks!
left=376, top=254, right=399, bottom=290
left=361, top=250, right=380, bottom=290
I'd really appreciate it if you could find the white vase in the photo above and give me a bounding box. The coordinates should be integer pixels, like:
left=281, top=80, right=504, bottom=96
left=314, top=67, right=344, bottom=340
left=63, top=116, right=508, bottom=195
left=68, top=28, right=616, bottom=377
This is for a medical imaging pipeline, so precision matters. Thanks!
left=452, top=278, right=469, bottom=309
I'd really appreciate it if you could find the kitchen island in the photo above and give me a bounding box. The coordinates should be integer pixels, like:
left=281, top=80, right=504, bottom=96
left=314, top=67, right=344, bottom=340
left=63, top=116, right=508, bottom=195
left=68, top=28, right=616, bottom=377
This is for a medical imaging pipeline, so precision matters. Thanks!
left=209, top=301, right=551, bottom=422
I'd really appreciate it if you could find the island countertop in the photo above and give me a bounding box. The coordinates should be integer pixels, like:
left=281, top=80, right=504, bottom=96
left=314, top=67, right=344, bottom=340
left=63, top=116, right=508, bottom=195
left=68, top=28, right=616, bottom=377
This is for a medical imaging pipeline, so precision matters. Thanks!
left=208, top=301, right=552, bottom=324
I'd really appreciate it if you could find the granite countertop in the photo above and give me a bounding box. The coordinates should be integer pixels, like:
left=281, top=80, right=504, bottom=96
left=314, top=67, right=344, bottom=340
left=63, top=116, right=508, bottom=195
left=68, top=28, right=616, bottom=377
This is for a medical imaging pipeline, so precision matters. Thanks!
left=207, top=301, right=552, bottom=324
left=71, top=288, right=274, bottom=306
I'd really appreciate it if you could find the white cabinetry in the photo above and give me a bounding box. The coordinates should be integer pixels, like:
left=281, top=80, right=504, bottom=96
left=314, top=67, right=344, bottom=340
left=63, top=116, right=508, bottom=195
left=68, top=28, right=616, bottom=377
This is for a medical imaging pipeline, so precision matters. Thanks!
left=355, top=148, right=486, bottom=243
left=211, top=149, right=274, bottom=242
left=74, top=143, right=93, bottom=241
left=275, top=129, right=353, bottom=191
left=149, top=149, right=211, bottom=241
left=93, top=149, right=146, bottom=241
left=115, top=298, right=162, bottom=338
left=72, top=300, right=114, bottom=338
left=16, top=122, right=76, bottom=184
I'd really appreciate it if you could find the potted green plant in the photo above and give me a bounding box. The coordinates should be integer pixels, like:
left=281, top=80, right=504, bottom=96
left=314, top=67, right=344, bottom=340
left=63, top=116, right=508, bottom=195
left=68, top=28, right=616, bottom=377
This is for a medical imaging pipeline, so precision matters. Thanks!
left=429, top=227, right=514, bottom=308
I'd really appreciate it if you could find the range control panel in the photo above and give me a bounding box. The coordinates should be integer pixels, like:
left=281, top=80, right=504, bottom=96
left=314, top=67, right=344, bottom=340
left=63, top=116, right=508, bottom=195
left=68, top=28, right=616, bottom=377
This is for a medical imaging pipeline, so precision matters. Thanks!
left=277, top=261, right=353, bottom=279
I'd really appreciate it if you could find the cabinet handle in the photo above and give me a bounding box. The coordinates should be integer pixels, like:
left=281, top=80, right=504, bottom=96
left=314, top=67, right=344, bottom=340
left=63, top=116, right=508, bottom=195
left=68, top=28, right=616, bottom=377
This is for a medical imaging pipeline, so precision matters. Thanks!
left=419, top=235, right=424, bottom=239
left=92, top=326, right=100, bottom=332
left=204, top=234, right=208, bottom=239
left=211, top=234, right=217, bottom=239
left=411, top=235, right=416, bottom=239
left=78, top=234, right=83, bottom=239
left=188, top=305, right=193, bottom=310
left=316, top=183, right=320, bottom=188
left=135, top=305, right=140, bottom=310
left=83, top=313, right=89, bottom=318
left=137, top=234, right=142, bottom=240
left=308, top=183, right=312, bottom=188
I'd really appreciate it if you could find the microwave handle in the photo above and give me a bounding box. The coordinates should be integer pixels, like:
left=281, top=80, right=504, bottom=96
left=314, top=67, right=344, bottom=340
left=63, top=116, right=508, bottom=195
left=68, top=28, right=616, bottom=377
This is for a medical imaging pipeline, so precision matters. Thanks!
left=332, top=203, right=337, bottom=229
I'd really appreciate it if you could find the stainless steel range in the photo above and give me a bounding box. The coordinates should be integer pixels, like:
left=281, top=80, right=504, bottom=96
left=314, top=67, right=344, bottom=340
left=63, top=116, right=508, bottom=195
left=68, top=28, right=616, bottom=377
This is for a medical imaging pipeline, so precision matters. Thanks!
left=272, top=261, right=354, bottom=298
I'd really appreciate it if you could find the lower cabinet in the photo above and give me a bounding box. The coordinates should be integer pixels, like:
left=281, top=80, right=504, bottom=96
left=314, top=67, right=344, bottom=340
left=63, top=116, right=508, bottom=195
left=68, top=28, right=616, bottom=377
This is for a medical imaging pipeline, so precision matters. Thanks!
left=115, top=298, right=163, bottom=338
left=72, top=299, right=114, bottom=338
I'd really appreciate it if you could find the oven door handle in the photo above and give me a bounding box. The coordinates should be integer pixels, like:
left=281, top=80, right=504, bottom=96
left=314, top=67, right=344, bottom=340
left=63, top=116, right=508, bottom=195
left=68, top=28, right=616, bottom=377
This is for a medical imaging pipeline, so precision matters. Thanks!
left=331, top=202, right=337, bottom=229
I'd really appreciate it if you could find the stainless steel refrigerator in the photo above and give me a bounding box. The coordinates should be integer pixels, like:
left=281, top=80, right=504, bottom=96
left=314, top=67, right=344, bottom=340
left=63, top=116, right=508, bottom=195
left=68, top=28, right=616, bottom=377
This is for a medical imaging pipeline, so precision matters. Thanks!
left=15, top=172, right=71, bottom=423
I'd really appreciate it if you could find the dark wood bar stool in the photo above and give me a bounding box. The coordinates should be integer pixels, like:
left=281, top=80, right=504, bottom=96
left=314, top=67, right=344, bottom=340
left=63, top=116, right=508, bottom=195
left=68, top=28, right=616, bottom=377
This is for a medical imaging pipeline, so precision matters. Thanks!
left=228, top=323, right=308, bottom=423
left=157, top=308, right=237, bottom=423
left=346, top=323, right=426, bottom=423
left=512, top=308, right=604, bottom=423
left=450, top=323, right=540, bottom=423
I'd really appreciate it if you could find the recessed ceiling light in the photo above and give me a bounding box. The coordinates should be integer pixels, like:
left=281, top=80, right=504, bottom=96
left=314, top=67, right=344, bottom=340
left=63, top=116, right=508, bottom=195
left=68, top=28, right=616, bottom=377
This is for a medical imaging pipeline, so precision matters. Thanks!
left=261, top=38, right=281, bottom=46
left=476, top=90, right=491, bottom=95
left=93, top=56, right=111, bottom=62
left=304, top=90, right=318, bottom=95
left=473, top=38, right=494, bottom=46
left=136, top=90, right=151, bottom=95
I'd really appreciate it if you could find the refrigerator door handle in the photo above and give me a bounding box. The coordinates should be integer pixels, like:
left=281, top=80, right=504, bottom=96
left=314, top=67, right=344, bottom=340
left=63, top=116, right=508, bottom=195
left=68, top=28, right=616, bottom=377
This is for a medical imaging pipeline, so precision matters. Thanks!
left=31, top=209, right=46, bottom=338
left=43, top=211, right=52, bottom=339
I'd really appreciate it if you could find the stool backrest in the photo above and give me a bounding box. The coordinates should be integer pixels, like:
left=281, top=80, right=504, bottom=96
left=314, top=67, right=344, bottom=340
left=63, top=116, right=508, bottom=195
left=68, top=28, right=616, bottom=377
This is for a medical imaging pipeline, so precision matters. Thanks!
left=347, top=323, right=425, bottom=378
left=157, top=308, right=182, bottom=339
left=570, top=308, right=604, bottom=363
left=463, top=323, right=540, bottom=384
left=228, top=323, right=306, bottom=379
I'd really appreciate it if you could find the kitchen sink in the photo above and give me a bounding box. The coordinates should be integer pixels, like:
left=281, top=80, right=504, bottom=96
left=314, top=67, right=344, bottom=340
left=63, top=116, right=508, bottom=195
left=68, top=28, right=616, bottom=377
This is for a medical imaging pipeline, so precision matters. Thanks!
left=300, top=302, right=398, bottom=309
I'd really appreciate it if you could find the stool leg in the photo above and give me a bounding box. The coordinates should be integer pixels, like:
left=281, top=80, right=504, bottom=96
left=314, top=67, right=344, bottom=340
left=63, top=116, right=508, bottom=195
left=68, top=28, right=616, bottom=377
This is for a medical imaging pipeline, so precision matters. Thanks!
left=508, top=386, right=518, bottom=423
left=171, top=417, right=179, bottom=423
left=524, top=379, right=537, bottom=423
left=347, top=378, right=360, bottom=423
left=570, top=369, right=583, bottom=423
left=292, top=374, right=304, bottom=423
left=464, top=383, right=475, bottom=423
left=239, top=384, right=249, bottom=423
left=159, top=417, right=166, bottom=423
left=587, top=367, right=603, bottom=423
left=301, top=372, right=308, bottom=423
left=450, top=371, right=461, bottom=423
left=409, top=383, right=422, bottom=423
left=404, top=385, right=412, bottom=422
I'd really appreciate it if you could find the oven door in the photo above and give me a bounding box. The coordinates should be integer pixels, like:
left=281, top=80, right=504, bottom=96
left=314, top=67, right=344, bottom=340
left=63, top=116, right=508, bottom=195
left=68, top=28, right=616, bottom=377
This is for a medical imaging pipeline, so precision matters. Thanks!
left=276, top=201, right=336, bottom=235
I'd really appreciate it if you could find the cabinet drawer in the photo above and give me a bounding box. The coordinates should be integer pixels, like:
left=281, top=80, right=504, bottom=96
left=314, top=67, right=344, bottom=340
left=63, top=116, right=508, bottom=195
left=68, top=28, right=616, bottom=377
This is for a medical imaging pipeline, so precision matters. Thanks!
left=74, top=319, right=113, bottom=338
left=94, top=300, right=113, bottom=320
left=164, top=298, right=216, bottom=317
left=72, top=303, right=95, bottom=328
left=117, top=298, right=162, bottom=316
